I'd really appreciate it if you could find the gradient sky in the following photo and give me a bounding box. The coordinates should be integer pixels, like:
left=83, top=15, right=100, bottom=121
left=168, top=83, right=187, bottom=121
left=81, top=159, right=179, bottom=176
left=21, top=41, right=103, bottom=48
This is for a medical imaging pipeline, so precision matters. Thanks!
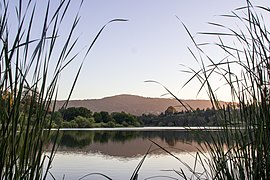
left=9, top=0, right=270, bottom=101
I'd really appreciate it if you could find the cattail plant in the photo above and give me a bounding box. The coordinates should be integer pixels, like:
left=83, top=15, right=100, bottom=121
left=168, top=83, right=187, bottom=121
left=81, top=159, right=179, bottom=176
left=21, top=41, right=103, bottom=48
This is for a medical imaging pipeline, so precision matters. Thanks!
left=0, top=0, right=83, bottom=179
left=0, top=0, right=125, bottom=179
left=182, top=0, right=270, bottom=179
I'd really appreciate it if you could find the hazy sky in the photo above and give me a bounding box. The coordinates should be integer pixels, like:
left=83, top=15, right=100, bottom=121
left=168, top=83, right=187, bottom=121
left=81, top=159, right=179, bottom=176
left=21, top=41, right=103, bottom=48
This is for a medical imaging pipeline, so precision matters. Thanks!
left=9, top=0, right=270, bottom=101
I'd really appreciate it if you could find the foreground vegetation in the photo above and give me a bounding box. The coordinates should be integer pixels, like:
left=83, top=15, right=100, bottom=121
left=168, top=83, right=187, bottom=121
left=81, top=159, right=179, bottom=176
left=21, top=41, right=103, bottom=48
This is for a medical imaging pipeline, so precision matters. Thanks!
left=129, top=1, right=270, bottom=179
left=0, top=0, right=124, bottom=179
left=172, top=1, right=270, bottom=179
left=2, top=0, right=270, bottom=179
left=0, top=0, right=77, bottom=178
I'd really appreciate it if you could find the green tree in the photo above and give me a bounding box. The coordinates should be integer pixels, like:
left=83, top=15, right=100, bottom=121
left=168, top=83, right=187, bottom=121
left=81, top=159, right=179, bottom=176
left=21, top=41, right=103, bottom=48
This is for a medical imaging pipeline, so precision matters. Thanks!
left=51, top=111, right=63, bottom=127
left=59, top=107, right=92, bottom=121
left=74, top=116, right=95, bottom=128
left=112, top=112, right=142, bottom=126
left=107, top=121, right=116, bottom=127
left=100, top=111, right=113, bottom=123
left=70, top=120, right=78, bottom=128
left=93, top=112, right=103, bottom=123
left=62, top=121, right=71, bottom=128
left=111, top=112, right=126, bottom=124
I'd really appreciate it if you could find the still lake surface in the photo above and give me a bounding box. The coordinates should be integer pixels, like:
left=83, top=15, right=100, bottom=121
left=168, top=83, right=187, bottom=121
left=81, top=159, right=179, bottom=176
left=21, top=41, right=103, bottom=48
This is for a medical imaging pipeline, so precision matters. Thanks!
left=46, top=127, right=217, bottom=180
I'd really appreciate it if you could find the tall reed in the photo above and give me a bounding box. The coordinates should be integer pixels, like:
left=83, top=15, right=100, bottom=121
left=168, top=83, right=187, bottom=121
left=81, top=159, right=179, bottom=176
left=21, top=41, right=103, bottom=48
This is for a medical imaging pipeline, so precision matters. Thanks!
left=0, top=0, right=125, bottom=179
left=0, top=0, right=81, bottom=179
left=182, top=0, right=270, bottom=179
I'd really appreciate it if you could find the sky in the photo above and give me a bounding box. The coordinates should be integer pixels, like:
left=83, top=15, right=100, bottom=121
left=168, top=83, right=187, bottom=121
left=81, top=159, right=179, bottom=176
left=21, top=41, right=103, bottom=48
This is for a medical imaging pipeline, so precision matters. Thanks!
left=7, top=0, right=270, bottom=101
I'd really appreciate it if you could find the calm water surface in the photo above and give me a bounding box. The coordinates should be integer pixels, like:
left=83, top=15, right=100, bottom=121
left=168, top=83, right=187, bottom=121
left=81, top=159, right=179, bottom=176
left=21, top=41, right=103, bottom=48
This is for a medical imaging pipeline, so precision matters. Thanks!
left=46, top=127, right=216, bottom=180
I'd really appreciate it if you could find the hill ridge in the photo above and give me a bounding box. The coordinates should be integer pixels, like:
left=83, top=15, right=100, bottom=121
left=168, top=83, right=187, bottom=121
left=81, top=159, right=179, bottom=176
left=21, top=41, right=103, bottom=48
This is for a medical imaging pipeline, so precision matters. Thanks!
left=55, top=94, right=226, bottom=116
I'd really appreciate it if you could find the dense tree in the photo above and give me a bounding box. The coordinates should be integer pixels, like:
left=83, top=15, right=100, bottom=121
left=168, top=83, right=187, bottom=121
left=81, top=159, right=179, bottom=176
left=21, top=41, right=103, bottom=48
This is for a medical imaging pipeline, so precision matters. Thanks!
left=111, top=112, right=126, bottom=124
left=140, top=113, right=158, bottom=126
left=70, top=120, right=78, bottom=128
left=93, top=112, right=103, bottom=123
left=54, top=106, right=223, bottom=128
left=112, top=112, right=142, bottom=127
left=139, top=107, right=219, bottom=127
left=59, top=107, right=92, bottom=121
left=74, top=116, right=95, bottom=128
left=106, top=121, right=116, bottom=128
left=51, top=111, right=63, bottom=127
left=100, top=111, right=114, bottom=123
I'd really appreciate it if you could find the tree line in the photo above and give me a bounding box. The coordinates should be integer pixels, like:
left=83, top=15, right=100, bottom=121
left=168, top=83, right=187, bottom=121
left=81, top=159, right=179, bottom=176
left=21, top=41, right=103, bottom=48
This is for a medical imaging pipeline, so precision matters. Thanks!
left=139, top=106, right=222, bottom=127
left=47, top=107, right=143, bottom=128
left=45, top=105, right=224, bottom=128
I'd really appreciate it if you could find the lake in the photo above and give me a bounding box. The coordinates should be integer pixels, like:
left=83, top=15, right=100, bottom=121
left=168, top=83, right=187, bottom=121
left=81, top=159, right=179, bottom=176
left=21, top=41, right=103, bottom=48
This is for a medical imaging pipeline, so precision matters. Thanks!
left=45, top=127, right=217, bottom=180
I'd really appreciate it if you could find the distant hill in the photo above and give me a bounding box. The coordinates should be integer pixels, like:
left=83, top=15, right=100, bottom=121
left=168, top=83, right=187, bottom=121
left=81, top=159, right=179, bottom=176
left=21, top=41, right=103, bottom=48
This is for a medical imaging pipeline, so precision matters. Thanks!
left=55, top=94, right=228, bottom=116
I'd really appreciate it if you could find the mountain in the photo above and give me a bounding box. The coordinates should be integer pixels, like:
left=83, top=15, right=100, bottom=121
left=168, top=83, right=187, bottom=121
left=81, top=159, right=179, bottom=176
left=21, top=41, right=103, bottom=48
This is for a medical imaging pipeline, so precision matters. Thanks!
left=55, top=94, right=227, bottom=116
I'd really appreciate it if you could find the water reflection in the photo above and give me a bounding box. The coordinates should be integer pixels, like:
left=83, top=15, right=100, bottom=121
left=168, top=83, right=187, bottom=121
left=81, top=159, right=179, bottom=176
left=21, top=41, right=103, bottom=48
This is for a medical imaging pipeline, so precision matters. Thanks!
left=49, top=129, right=220, bottom=157
left=46, top=129, right=219, bottom=179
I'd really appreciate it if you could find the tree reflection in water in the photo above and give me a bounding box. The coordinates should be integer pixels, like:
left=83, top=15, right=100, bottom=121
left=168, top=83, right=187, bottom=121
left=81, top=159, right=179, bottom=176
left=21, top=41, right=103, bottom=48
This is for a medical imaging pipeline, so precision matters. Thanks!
left=46, top=129, right=225, bottom=179
left=48, top=129, right=224, bottom=153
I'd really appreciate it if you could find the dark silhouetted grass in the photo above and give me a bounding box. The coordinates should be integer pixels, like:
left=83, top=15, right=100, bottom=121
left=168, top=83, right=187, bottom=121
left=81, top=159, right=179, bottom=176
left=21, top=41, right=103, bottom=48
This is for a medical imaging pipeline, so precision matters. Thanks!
left=0, top=0, right=126, bottom=179
left=179, top=0, right=270, bottom=179
left=142, top=1, right=270, bottom=179
left=0, top=0, right=84, bottom=179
